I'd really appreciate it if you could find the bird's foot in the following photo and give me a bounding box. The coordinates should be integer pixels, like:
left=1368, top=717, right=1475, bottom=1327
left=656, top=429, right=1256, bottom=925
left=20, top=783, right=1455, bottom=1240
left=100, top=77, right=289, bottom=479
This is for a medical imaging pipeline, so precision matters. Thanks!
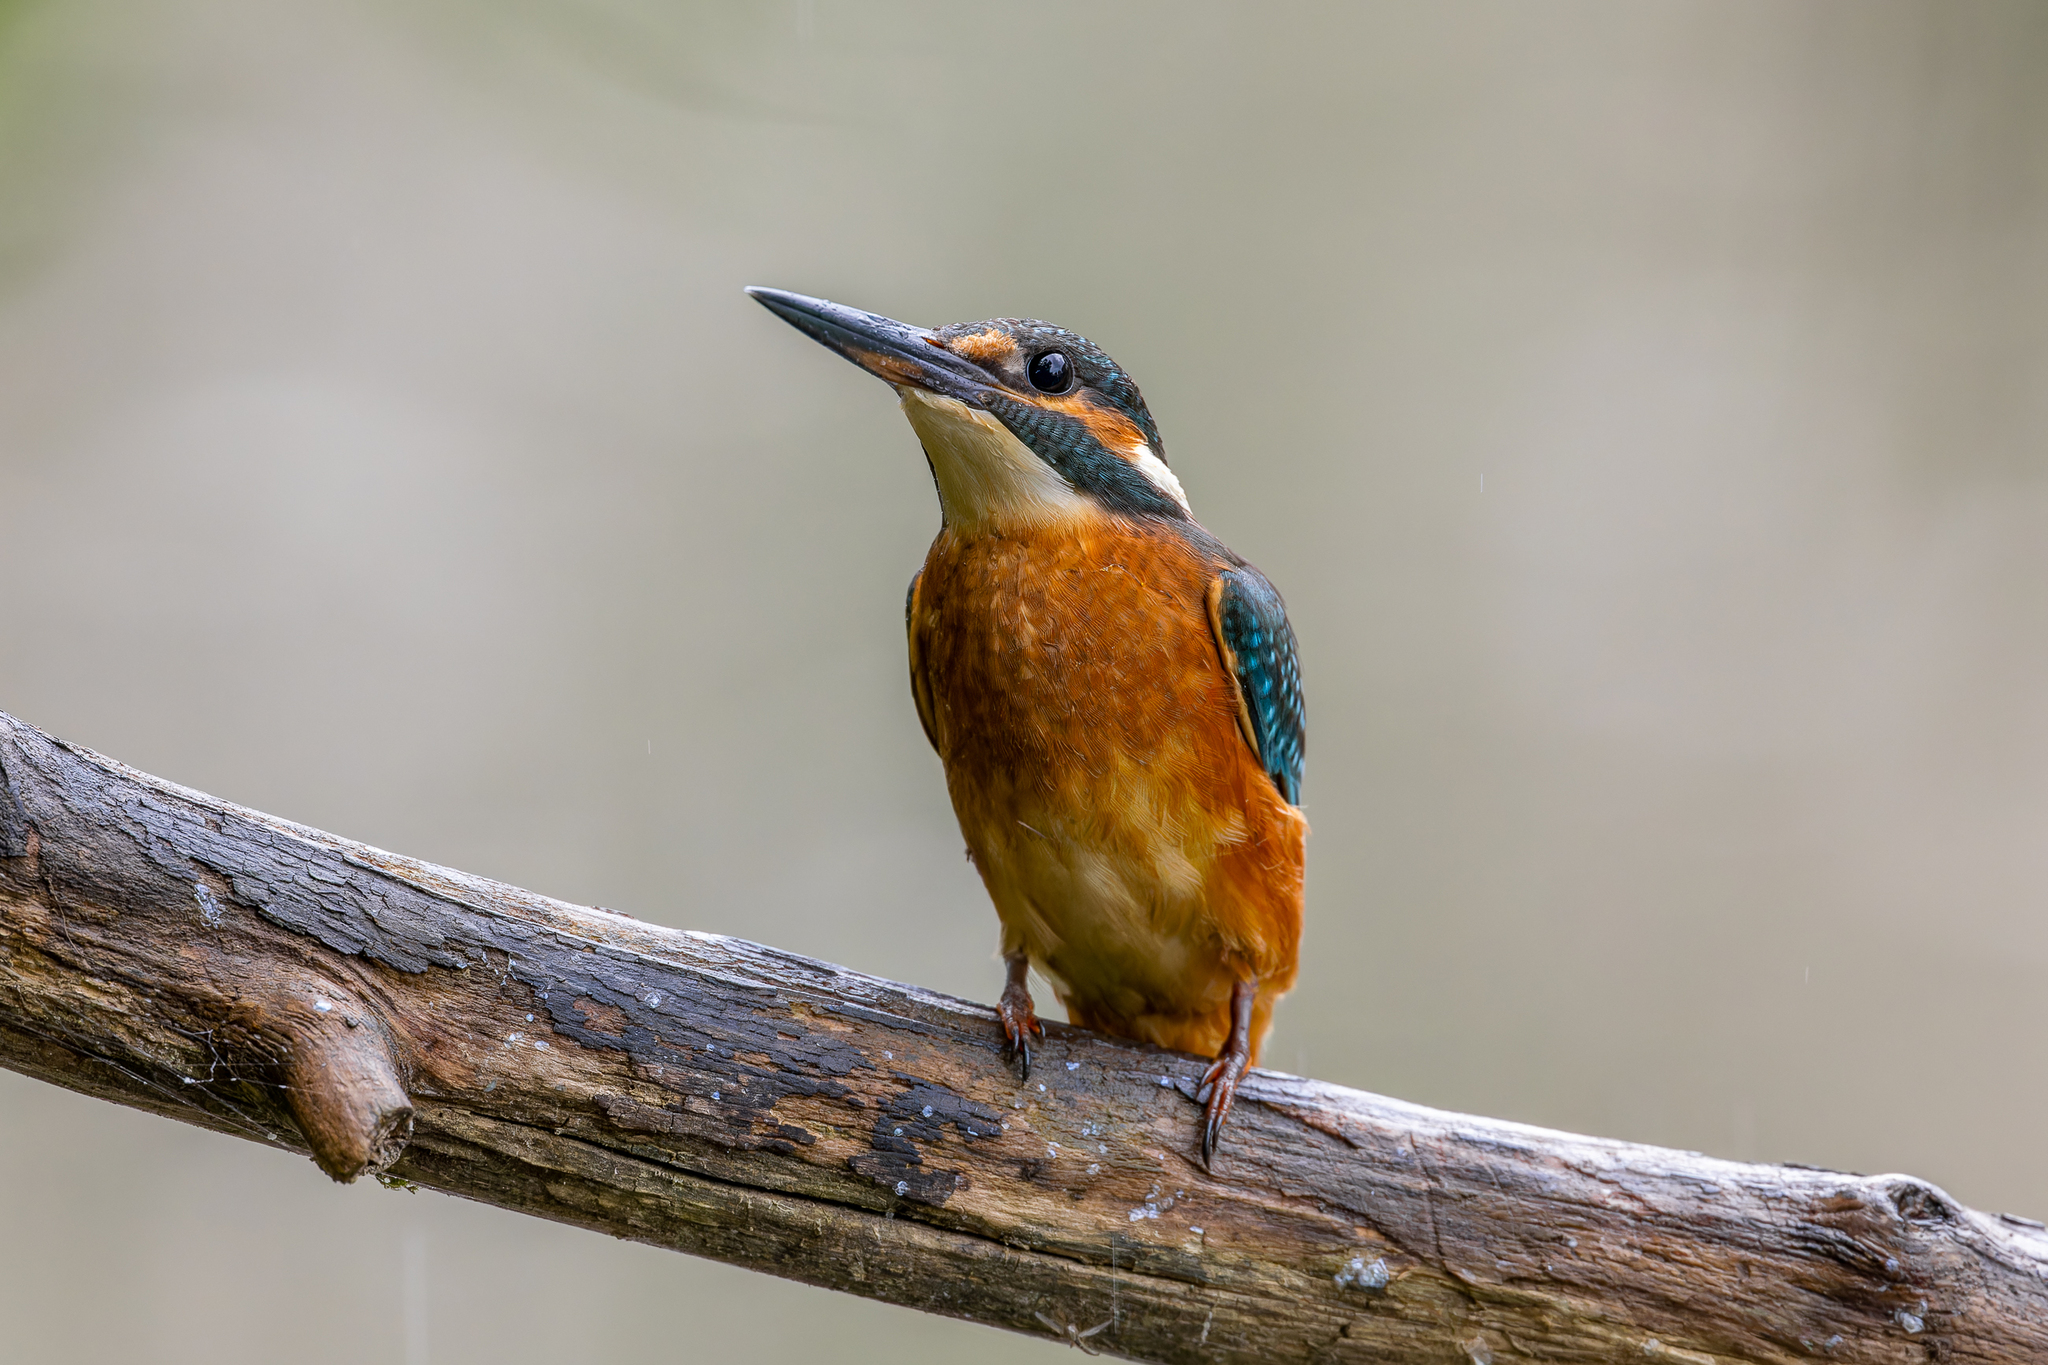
left=1197, top=1043, right=1250, bottom=1167
left=997, top=974, right=1044, bottom=1082
left=1197, top=975, right=1260, bottom=1167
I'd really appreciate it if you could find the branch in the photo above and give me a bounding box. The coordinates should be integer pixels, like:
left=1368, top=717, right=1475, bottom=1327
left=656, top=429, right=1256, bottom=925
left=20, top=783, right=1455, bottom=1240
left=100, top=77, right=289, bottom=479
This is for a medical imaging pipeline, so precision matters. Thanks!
left=0, top=709, right=2040, bottom=1364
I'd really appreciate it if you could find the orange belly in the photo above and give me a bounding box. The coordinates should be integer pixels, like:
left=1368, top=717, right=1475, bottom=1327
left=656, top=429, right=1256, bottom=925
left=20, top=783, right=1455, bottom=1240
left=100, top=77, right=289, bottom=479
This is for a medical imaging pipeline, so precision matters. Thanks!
left=910, top=517, right=1305, bottom=1063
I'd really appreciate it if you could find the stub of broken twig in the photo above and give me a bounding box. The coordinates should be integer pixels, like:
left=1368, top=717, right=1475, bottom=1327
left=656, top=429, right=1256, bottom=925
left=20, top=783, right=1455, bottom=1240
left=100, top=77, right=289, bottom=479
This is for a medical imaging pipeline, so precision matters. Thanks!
left=0, top=707, right=2044, bottom=1364
left=274, top=983, right=413, bottom=1182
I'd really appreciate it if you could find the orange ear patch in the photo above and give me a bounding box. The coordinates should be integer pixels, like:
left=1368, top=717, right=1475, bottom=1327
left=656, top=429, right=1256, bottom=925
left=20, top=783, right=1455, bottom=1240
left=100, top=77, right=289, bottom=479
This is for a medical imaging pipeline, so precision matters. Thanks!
left=949, top=330, right=1017, bottom=366
left=1040, top=390, right=1148, bottom=456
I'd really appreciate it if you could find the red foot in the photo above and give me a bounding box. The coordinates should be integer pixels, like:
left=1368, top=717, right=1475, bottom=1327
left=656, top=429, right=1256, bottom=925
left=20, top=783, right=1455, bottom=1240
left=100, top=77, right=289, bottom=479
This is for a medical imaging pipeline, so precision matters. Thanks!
left=1198, top=1045, right=1250, bottom=1166
left=1197, top=976, right=1259, bottom=1166
left=998, top=965, right=1044, bottom=1082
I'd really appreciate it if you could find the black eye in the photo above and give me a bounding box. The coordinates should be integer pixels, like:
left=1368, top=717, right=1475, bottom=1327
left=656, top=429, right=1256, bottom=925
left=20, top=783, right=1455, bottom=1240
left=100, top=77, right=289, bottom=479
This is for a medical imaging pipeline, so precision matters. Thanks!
left=1027, top=350, right=1072, bottom=393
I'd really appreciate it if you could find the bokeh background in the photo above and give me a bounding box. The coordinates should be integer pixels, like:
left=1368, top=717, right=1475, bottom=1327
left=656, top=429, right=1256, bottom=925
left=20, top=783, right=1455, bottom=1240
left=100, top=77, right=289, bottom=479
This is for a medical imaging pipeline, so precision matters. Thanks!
left=3, top=2, right=2046, bottom=1361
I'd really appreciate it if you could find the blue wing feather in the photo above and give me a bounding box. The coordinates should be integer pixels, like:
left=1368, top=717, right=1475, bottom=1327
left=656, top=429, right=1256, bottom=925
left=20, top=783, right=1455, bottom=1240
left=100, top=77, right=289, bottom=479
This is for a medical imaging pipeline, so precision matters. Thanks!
left=1210, top=568, right=1306, bottom=806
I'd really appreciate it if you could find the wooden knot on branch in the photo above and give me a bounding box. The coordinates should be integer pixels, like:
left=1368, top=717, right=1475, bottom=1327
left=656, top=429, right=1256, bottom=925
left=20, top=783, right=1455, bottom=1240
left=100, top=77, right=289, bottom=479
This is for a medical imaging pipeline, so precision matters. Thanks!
left=248, top=982, right=413, bottom=1182
left=192, top=976, right=415, bottom=1182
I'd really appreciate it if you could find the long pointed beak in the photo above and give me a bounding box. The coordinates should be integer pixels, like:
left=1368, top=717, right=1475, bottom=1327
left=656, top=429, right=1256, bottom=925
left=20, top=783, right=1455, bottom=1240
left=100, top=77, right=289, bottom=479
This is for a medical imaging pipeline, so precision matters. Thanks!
left=745, top=287, right=996, bottom=405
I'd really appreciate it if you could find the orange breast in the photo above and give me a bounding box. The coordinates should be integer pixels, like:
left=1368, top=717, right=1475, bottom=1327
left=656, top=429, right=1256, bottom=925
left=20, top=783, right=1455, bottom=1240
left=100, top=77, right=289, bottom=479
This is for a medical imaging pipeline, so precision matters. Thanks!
left=910, top=516, right=1305, bottom=1061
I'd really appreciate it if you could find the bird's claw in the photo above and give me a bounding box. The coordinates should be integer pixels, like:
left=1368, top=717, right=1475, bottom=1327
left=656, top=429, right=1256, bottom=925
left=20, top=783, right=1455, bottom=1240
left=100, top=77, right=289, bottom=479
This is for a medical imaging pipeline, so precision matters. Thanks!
left=997, top=982, right=1044, bottom=1083
left=1198, top=1046, right=1249, bottom=1167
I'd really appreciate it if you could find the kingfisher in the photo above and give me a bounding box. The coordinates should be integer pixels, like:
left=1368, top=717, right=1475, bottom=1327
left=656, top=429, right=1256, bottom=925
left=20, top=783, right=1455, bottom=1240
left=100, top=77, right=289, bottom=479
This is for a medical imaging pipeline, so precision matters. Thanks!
left=748, top=288, right=1306, bottom=1160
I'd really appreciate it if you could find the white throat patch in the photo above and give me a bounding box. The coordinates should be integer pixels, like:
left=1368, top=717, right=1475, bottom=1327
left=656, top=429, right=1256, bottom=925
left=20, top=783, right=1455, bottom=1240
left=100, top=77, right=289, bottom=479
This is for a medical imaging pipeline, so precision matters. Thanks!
left=897, top=387, right=1086, bottom=531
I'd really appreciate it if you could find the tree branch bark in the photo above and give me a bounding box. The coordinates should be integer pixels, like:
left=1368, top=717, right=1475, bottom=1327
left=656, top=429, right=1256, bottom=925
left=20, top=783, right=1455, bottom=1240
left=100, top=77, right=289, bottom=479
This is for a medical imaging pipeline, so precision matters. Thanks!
left=0, top=708, right=2041, bottom=1363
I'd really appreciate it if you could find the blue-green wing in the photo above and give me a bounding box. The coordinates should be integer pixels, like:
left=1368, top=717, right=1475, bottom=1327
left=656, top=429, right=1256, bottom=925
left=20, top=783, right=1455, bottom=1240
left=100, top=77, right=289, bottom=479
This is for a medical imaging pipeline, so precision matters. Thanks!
left=1207, top=568, right=1305, bottom=806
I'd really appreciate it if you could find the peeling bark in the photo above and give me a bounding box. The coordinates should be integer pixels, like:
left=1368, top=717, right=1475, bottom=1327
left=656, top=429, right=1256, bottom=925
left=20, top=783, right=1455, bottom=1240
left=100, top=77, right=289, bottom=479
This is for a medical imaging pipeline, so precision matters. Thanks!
left=0, top=708, right=2042, bottom=1363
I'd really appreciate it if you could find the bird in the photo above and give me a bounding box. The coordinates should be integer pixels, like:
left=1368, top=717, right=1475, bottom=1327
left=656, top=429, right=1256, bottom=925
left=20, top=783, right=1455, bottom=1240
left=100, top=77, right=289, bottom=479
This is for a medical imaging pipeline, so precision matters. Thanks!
left=747, top=287, right=1306, bottom=1161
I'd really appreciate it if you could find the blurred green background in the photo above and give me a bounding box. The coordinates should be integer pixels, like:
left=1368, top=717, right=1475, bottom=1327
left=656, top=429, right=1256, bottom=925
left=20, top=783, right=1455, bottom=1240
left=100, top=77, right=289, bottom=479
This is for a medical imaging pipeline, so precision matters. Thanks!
left=3, top=2, right=2046, bottom=1361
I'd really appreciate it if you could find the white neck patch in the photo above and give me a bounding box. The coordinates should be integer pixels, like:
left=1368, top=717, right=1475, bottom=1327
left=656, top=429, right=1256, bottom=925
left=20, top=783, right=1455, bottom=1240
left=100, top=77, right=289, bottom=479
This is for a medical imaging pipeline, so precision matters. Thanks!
left=1129, top=441, right=1191, bottom=514
left=898, top=387, right=1087, bottom=531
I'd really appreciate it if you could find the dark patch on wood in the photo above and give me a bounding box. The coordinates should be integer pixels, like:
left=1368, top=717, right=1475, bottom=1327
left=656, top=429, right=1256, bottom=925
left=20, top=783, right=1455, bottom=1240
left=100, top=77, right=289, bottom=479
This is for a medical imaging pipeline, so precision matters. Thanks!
left=844, top=1078, right=1001, bottom=1206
